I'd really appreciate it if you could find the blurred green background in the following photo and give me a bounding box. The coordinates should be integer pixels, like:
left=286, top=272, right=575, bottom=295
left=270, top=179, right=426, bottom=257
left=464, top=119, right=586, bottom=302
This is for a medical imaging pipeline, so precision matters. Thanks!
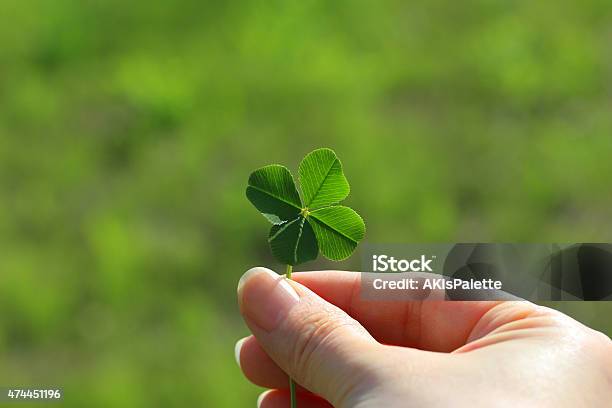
left=0, top=0, right=611, bottom=406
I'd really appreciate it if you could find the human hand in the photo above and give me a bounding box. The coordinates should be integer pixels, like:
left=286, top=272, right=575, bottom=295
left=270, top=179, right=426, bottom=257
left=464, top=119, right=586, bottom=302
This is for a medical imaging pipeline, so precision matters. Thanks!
left=236, top=267, right=612, bottom=407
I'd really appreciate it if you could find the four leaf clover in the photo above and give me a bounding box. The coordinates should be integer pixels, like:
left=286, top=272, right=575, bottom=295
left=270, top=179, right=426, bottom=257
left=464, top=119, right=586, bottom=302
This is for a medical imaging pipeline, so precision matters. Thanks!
left=246, top=148, right=365, bottom=265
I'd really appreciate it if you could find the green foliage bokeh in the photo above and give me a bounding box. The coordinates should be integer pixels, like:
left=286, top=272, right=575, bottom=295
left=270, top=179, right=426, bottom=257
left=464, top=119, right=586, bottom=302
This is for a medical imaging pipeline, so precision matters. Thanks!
left=0, top=0, right=611, bottom=406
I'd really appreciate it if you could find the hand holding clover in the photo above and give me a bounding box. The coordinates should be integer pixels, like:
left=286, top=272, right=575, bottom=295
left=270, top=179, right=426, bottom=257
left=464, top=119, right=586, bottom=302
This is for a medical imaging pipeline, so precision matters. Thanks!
left=238, top=149, right=611, bottom=408
left=245, top=148, right=365, bottom=407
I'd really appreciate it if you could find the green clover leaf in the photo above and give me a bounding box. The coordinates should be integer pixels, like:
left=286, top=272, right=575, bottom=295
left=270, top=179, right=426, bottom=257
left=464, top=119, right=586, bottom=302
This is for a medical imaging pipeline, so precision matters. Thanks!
left=246, top=148, right=365, bottom=265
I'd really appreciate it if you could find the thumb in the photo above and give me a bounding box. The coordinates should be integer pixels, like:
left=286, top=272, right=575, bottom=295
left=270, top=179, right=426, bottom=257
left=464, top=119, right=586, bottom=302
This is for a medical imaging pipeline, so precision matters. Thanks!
left=237, top=267, right=379, bottom=406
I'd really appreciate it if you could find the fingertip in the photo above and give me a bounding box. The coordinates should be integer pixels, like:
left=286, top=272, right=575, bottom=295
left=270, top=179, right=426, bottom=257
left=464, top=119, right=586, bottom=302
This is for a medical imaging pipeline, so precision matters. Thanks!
left=236, top=335, right=290, bottom=388
left=234, top=337, right=248, bottom=368
left=237, top=267, right=281, bottom=311
left=237, top=266, right=300, bottom=332
left=238, top=266, right=277, bottom=295
left=257, top=390, right=272, bottom=408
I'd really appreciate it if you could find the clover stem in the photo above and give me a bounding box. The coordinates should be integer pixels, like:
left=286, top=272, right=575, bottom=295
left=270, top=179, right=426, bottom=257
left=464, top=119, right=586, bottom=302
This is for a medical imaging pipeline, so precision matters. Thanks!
left=285, top=264, right=297, bottom=408
left=289, top=377, right=297, bottom=408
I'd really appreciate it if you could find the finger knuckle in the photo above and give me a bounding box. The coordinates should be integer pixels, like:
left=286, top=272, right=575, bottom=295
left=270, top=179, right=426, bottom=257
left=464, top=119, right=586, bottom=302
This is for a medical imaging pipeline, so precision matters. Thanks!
left=289, top=306, right=353, bottom=385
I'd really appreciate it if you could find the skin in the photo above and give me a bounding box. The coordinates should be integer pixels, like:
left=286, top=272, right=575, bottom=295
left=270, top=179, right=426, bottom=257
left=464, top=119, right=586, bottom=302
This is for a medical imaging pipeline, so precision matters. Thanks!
left=236, top=268, right=612, bottom=408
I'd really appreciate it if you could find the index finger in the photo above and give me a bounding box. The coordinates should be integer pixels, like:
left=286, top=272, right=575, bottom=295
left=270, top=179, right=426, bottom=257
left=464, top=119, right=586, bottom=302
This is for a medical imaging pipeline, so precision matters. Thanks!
left=292, top=270, right=515, bottom=352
